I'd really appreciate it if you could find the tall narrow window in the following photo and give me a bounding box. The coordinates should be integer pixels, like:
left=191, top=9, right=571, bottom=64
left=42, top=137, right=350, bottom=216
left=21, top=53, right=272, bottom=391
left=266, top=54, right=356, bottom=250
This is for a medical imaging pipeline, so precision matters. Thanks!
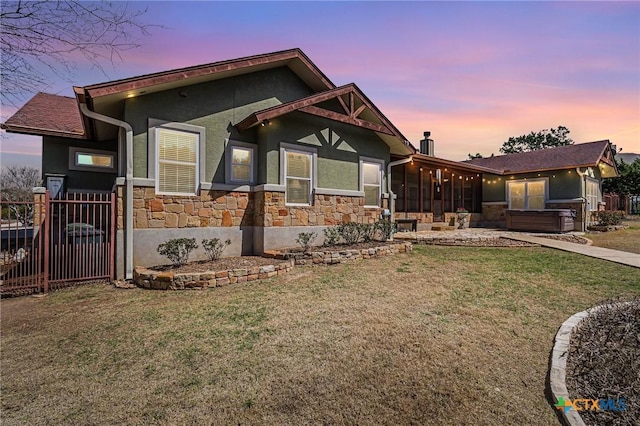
left=156, top=127, right=199, bottom=195
left=586, top=179, right=599, bottom=211
left=362, top=162, right=381, bottom=207
left=285, top=150, right=313, bottom=205
left=507, top=179, right=547, bottom=209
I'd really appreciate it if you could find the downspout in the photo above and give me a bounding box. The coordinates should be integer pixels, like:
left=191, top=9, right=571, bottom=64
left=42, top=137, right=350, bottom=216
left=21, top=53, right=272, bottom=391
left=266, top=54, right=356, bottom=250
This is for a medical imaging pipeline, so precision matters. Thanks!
left=576, top=167, right=587, bottom=232
left=387, top=156, right=413, bottom=224
left=79, top=103, right=134, bottom=280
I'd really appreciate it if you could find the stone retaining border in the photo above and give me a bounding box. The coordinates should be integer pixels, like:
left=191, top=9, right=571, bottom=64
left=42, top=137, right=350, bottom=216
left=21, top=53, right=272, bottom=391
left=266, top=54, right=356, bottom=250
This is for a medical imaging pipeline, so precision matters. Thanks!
left=550, top=302, right=634, bottom=426
left=263, top=241, right=412, bottom=266
left=134, top=260, right=294, bottom=290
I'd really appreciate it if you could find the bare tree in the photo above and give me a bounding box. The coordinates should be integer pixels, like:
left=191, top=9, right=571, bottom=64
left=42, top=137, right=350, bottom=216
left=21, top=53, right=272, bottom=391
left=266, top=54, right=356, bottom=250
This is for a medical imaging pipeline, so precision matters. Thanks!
left=1, top=165, right=42, bottom=225
left=1, top=1, right=152, bottom=106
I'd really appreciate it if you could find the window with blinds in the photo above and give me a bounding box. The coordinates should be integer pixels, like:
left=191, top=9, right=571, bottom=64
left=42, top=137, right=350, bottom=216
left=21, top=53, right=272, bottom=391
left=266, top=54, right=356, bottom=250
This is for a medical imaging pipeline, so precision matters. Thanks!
left=507, top=179, right=546, bottom=209
left=362, top=162, right=381, bottom=207
left=231, top=146, right=253, bottom=183
left=285, top=150, right=312, bottom=205
left=156, top=127, right=199, bottom=195
left=586, top=179, right=599, bottom=211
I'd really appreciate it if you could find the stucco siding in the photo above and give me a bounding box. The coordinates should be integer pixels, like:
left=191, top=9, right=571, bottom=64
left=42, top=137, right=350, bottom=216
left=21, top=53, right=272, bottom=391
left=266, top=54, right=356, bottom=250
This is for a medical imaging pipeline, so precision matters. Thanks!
left=483, top=170, right=583, bottom=203
left=124, top=66, right=314, bottom=182
left=42, top=136, right=118, bottom=192
left=261, top=111, right=390, bottom=190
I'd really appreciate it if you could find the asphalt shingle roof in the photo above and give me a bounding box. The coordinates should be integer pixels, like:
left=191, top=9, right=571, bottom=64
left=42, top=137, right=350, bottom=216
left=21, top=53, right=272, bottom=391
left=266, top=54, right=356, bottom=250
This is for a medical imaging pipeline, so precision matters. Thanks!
left=465, top=140, right=610, bottom=173
left=1, top=92, right=85, bottom=138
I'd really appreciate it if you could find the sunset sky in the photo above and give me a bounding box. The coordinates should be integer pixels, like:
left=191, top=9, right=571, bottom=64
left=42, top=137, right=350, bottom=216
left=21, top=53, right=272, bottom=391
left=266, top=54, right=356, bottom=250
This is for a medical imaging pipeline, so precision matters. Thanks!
left=1, top=1, right=639, bottom=168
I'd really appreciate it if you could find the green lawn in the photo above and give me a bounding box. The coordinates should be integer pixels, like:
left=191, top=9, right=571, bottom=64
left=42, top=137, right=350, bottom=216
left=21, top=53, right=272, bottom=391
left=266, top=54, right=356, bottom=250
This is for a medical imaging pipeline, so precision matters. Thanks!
left=1, top=245, right=638, bottom=425
left=586, top=220, right=640, bottom=254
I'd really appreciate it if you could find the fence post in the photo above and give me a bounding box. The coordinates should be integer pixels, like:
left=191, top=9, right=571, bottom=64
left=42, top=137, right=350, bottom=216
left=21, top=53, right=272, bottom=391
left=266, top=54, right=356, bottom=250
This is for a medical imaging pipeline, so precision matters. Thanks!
left=43, top=190, right=50, bottom=294
left=110, top=193, right=116, bottom=281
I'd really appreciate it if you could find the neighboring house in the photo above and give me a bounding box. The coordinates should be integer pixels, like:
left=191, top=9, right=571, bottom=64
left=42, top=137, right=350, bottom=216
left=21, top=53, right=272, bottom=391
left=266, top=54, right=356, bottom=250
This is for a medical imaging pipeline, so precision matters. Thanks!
left=2, top=49, right=415, bottom=279
left=465, top=140, right=619, bottom=231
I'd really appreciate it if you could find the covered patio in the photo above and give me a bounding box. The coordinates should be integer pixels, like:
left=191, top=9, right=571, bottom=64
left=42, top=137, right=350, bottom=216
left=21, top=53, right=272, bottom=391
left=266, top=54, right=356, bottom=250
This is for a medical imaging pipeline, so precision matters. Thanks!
left=390, top=153, right=495, bottom=227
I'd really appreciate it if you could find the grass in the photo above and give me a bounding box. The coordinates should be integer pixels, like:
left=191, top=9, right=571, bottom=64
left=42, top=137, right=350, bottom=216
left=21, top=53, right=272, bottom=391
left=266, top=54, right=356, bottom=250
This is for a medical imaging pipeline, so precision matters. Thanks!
left=586, top=220, right=640, bottom=254
left=1, top=245, right=639, bottom=425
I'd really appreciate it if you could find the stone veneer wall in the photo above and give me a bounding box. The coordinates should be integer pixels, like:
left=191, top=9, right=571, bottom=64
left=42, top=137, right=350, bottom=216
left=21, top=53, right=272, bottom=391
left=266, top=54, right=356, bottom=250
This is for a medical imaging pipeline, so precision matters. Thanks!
left=134, top=260, right=294, bottom=290
left=394, top=212, right=434, bottom=224
left=116, top=186, right=255, bottom=230
left=255, top=192, right=387, bottom=227
left=116, top=187, right=385, bottom=231
left=264, top=241, right=412, bottom=265
left=482, top=203, right=508, bottom=222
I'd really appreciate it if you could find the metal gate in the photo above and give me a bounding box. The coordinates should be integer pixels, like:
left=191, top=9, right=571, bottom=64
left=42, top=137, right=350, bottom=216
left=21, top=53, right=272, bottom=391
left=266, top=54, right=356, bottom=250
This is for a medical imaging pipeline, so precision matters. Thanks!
left=1, top=191, right=115, bottom=296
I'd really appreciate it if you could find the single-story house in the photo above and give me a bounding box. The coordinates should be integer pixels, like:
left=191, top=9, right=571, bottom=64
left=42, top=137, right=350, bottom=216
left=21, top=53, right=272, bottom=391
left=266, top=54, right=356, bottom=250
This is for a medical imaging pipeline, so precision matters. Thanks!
left=464, top=140, right=619, bottom=231
left=2, top=48, right=416, bottom=279
left=1, top=48, right=620, bottom=281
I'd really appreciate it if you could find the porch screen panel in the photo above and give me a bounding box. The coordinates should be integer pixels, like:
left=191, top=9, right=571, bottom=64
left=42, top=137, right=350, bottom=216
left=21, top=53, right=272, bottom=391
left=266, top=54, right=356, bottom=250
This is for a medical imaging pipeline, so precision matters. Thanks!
left=363, top=162, right=381, bottom=207
left=463, top=178, right=473, bottom=211
left=157, top=128, right=199, bottom=195
left=527, top=181, right=545, bottom=209
left=407, top=165, right=419, bottom=211
left=286, top=151, right=312, bottom=205
left=421, top=170, right=431, bottom=212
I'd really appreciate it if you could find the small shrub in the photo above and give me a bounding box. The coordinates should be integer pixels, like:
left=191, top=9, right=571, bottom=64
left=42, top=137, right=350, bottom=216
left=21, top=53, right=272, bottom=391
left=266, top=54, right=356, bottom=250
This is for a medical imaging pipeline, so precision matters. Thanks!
left=359, top=223, right=375, bottom=242
left=374, top=219, right=395, bottom=241
left=594, top=211, right=625, bottom=226
left=202, top=238, right=231, bottom=261
left=296, top=232, right=317, bottom=252
left=339, top=222, right=362, bottom=245
left=157, top=238, right=198, bottom=267
left=323, top=226, right=341, bottom=246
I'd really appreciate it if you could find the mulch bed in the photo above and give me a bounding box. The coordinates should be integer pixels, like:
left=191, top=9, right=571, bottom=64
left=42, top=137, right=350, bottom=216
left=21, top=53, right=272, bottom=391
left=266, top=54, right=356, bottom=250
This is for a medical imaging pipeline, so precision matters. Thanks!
left=432, top=238, right=538, bottom=247
left=565, top=299, right=639, bottom=425
left=151, top=256, right=289, bottom=274
left=536, top=235, right=590, bottom=244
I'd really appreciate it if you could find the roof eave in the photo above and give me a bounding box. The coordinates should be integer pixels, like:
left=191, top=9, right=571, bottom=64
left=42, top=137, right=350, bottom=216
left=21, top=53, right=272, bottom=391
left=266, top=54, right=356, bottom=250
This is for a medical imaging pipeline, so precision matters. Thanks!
left=1, top=123, right=86, bottom=139
left=83, top=48, right=335, bottom=99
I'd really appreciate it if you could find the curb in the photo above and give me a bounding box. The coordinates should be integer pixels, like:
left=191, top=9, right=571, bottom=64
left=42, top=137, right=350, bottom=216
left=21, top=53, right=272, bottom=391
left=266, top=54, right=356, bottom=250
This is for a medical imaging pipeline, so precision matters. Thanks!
left=550, top=310, right=589, bottom=426
left=550, top=302, right=634, bottom=426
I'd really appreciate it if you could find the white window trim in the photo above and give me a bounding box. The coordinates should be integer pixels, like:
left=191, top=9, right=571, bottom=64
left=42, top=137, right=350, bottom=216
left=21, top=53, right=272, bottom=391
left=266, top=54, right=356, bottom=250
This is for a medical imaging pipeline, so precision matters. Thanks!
left=148, top=120, right=206, bottom=196
left=225, top=139, right=256, bottom=185
left=280, top=142, right=317, bottom=206
left=506, top=178, right=548, bottom=210
left=360, top=156, right=384, bottom=208
left=68, top=147, right=116, bottom=173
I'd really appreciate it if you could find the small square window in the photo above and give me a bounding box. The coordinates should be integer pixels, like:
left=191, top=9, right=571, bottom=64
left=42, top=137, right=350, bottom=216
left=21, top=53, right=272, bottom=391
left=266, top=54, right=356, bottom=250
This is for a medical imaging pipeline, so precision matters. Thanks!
left=226, top=143, right=255, bottom=184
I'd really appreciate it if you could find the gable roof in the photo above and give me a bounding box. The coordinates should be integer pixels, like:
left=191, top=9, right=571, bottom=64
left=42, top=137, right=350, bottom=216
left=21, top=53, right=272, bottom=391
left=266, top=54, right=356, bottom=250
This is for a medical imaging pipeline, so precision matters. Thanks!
left=78, top=48, right=334, bottom=103
left=0, top=93, right=85, bottom=139
left=465, top=140, right=616, bottom=174
left=236, top=83, right=415, bottom=155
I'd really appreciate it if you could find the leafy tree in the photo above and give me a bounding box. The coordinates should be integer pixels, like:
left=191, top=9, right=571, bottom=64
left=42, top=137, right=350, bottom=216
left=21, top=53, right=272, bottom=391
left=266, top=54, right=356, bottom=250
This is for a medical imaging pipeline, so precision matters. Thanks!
left=1, top=1, right=153, bottom=106
left=0, top=165, right=42, bottom=224
left=500, top=126, right=574, bottom=154
left=602, top=158, right=640, bottom=196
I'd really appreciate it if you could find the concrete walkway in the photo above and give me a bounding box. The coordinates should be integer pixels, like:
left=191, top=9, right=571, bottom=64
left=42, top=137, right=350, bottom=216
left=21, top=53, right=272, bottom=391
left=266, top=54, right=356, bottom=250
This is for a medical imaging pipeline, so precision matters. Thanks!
left=501, top=233, right=640, bottom=269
